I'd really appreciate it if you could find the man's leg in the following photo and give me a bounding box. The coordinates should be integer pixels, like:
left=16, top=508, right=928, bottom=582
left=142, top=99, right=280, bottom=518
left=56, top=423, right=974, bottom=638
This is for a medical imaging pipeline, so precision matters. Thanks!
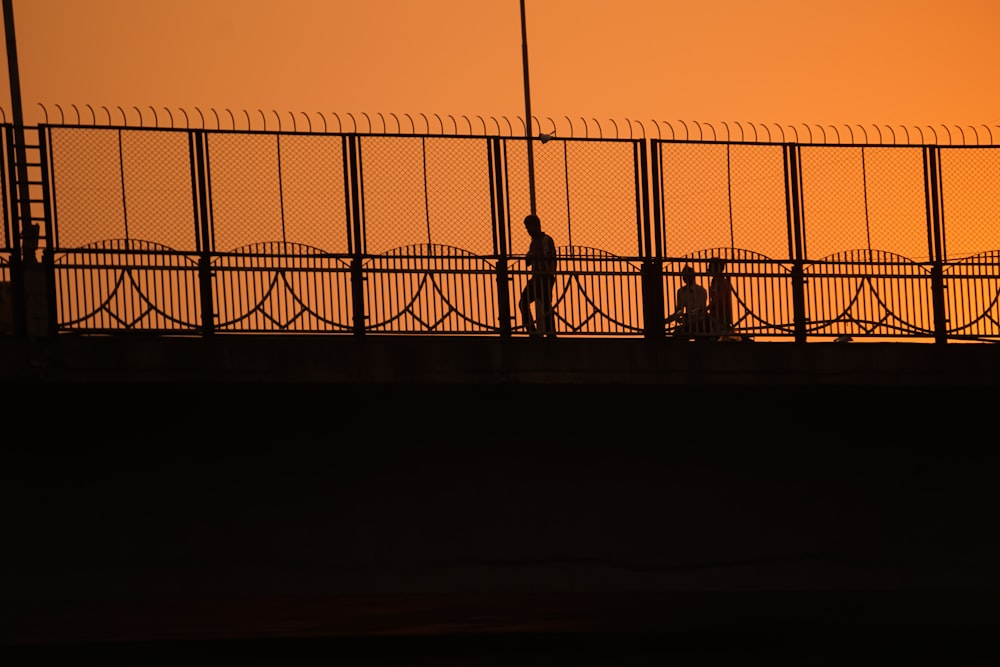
left=519, top=282, right=536, bottom=334
left=539, top=279, right=556, bottom=337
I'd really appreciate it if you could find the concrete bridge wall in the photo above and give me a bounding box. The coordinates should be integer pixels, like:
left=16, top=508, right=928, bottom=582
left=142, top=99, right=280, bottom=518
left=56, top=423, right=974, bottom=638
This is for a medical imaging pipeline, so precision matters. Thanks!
left=2, top=336, right=998, bottom=663
left=2, top=334, right=999, bottom=385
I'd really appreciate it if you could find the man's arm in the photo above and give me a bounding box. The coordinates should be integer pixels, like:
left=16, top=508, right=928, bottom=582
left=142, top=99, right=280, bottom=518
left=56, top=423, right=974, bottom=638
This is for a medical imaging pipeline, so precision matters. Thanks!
left=525, top=237, right=540, bottom=266
left=664, top=288, right=684, bottom=324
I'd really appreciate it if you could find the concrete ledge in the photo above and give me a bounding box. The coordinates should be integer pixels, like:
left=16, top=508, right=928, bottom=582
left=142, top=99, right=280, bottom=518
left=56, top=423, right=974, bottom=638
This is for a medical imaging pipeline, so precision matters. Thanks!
left=2, top=334, right=998, bottom=386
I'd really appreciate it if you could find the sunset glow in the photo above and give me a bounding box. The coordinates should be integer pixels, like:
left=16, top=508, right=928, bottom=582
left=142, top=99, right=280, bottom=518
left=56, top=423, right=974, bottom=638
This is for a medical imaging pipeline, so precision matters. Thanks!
left=5, top=0, right=1000, bottom=131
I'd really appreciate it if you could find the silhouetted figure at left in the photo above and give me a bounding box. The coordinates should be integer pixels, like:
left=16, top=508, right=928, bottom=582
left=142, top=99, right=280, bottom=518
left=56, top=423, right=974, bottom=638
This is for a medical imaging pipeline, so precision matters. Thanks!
left=665, top=265, right=708, bottom=340
left=518, top=213, right=557, bottom=337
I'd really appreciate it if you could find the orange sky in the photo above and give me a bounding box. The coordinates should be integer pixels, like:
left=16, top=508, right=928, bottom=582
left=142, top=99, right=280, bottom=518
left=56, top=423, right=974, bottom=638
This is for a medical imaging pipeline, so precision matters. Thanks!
left=5, top=0, right=1000, bottom=134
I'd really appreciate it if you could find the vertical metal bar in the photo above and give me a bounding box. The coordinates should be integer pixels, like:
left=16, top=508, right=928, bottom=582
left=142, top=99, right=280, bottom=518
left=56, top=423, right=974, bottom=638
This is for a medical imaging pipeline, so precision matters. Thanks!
left=637, top=140, right=651, bottom=259
left=637, top=140, right=662, bottom=339
left=0, top=123, right=8, bottom=251
left=118, top=129, right=129, bottom=243
left=277, top=134, right=286, bottom=245
left=520, top=0, right=536, bottom=214
left=861, top=147, right=872, bottom=253
left=191, top=130, right=214, bottom=335
left=923, top=146, right=947, bottom=343
left=3, top=128, right=24, bottom=335
left=4, top=0, right=31, bottom=338
left=347, top=134, right=366, bottom=335
left=37, top=127, right=57, bottom=336
left=726, top=144, right=734, bottom=249
left=650, top=140, right=663, bottom=258
left=490, top=137, right=511, bottom=337
left=422, top=137, right=431, bottom=245
left=785, top=143, right=807, bottom=342
left=562, top=141, right=571, bottom=247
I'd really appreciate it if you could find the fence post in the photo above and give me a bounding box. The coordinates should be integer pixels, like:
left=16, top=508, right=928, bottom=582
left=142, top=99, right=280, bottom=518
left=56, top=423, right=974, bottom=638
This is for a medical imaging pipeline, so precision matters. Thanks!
left=784, top=143, right=807, bottom=342
left=642, top=139, right=664, bottom=339
left=923, top=146, right=948, bottom=344
left=3, top=124, right=25, bottom=338
left=36, top=129, right=57, bottom=337
left=490, top=138, right=512, bottom=338
left=190, top=131, right=215, bottom=335
left=345, top=134, right=367, bottom=336
left=641, top=260, right=664, bottom=338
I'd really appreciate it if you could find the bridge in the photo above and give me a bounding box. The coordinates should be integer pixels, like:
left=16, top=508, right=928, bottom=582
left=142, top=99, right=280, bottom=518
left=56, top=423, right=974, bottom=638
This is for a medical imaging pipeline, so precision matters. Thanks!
left=1, top=120, right=1000, bottom=344
left=3, top=120, right=1000, bottom=666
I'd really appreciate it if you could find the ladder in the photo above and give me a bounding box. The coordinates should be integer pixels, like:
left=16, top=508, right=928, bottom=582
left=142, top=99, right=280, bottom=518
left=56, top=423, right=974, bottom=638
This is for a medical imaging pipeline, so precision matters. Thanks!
left=7, top=124, right=53, bottom=337
left=9, top=124, right=50, bottom=257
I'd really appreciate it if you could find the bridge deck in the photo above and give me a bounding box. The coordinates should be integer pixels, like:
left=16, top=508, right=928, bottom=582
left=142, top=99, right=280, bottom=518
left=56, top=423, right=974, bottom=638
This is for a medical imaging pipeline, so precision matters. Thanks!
left=2, top=334, right=999, bottom=385
left=2, top=338, right=998, bottom=664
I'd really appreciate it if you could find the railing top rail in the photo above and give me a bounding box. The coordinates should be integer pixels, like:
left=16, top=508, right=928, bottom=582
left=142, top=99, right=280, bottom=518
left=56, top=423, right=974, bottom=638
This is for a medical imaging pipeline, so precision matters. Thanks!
left=17, top=105, right=1000, bottom=145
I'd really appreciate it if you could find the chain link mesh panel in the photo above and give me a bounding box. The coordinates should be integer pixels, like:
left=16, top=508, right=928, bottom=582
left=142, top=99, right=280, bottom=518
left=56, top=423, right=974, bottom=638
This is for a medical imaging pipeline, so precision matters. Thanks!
left=728, top=144, right=788, bottom=259
left=563, top=140, right=639, bottom=258
left=801, top=146, right=931, bottom=261
left=423, top=137, right=495, bottom=254
left=359, top=136, right=426, bottom=254
left=799, top=146, right=871, bottom=260
left=277, top=134, right=349, bottom=253
left=504, top=139, right=640, bottom=260
left=50, top=128, right=126, bottom=248
left=659, top=143, right=787, bottom=260
left=939, top=147, right=1000, bottom=260
left=120, top=130, right=196, bottom=250
left=207, top=133, right=282, bottom=251
left=659, top=142, right=788, bottom=259
left=360, top=136, right=495, bottom=256
left=503, top=139, right=532, bottom=248
left=860, top=147, right=928, bottom=260
left=659, top=143, right=731, bottom=257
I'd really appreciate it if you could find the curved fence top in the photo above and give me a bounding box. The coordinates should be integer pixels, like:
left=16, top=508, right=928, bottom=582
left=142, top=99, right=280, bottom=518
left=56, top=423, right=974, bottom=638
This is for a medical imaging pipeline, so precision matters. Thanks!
left=18, top=103, right=1000, bottom=146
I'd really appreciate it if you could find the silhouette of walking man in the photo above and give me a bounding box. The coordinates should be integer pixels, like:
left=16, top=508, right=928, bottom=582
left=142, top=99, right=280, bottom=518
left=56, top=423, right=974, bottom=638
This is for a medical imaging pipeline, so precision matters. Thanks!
left=518, top=214, right=557, bottom=337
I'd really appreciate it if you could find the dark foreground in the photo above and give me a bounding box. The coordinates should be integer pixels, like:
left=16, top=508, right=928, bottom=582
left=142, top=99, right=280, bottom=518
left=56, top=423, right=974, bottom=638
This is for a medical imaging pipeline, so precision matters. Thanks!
left=2, top=381, right=999, bottom=665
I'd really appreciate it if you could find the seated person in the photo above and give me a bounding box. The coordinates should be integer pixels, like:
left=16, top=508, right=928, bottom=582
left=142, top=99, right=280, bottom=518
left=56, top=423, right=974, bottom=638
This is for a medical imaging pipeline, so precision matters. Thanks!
left=665, top=265, right=708, bottom=339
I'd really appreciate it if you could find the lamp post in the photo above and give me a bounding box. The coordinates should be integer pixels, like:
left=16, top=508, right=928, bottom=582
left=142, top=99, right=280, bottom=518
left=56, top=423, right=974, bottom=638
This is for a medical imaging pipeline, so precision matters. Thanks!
left=3, top=0, right=31, bottom=248
left=2, top=0, right=37, bottom=338
left=519, top=0, right=536, bottom=215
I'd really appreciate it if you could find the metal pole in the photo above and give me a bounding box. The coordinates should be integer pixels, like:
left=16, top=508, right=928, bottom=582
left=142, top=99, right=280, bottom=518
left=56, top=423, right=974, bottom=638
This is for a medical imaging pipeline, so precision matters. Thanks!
left=3, top=0, right=31, bottom=242
left=3, top=0, right=36, bottom=339
left=520, top=0, right=536, bottom=214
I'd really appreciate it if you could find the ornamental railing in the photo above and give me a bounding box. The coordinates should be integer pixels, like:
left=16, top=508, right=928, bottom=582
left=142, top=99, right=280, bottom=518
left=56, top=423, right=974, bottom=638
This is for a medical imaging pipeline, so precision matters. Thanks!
left=2, top=122, right=998, bottom=342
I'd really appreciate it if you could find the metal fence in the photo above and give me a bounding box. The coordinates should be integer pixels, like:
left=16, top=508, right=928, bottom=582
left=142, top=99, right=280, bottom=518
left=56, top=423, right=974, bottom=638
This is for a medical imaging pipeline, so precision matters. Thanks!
left=2, top=122, right=998, bottom=341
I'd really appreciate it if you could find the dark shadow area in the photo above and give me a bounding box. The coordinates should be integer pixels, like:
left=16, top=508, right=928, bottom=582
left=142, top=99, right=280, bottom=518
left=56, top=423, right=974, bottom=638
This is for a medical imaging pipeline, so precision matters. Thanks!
left=2, top=381, right=998, bottom=664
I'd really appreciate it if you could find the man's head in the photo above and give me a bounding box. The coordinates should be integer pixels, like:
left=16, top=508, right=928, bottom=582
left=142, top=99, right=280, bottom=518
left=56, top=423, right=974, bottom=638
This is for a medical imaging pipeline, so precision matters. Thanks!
left=707, top=257, right=725, bottom=275
left=523, top=214, right=541, bottom=236
left=681, top=265, right=696, bottom=284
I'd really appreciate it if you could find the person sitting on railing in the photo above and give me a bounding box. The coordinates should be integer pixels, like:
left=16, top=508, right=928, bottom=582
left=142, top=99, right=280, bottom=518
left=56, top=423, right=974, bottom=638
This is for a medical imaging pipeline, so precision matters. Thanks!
left=707, top=257, right=741, bottom=341
left=665, top=265, right=708, bottom=340
left=519, top=213, right=557, bottom=338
